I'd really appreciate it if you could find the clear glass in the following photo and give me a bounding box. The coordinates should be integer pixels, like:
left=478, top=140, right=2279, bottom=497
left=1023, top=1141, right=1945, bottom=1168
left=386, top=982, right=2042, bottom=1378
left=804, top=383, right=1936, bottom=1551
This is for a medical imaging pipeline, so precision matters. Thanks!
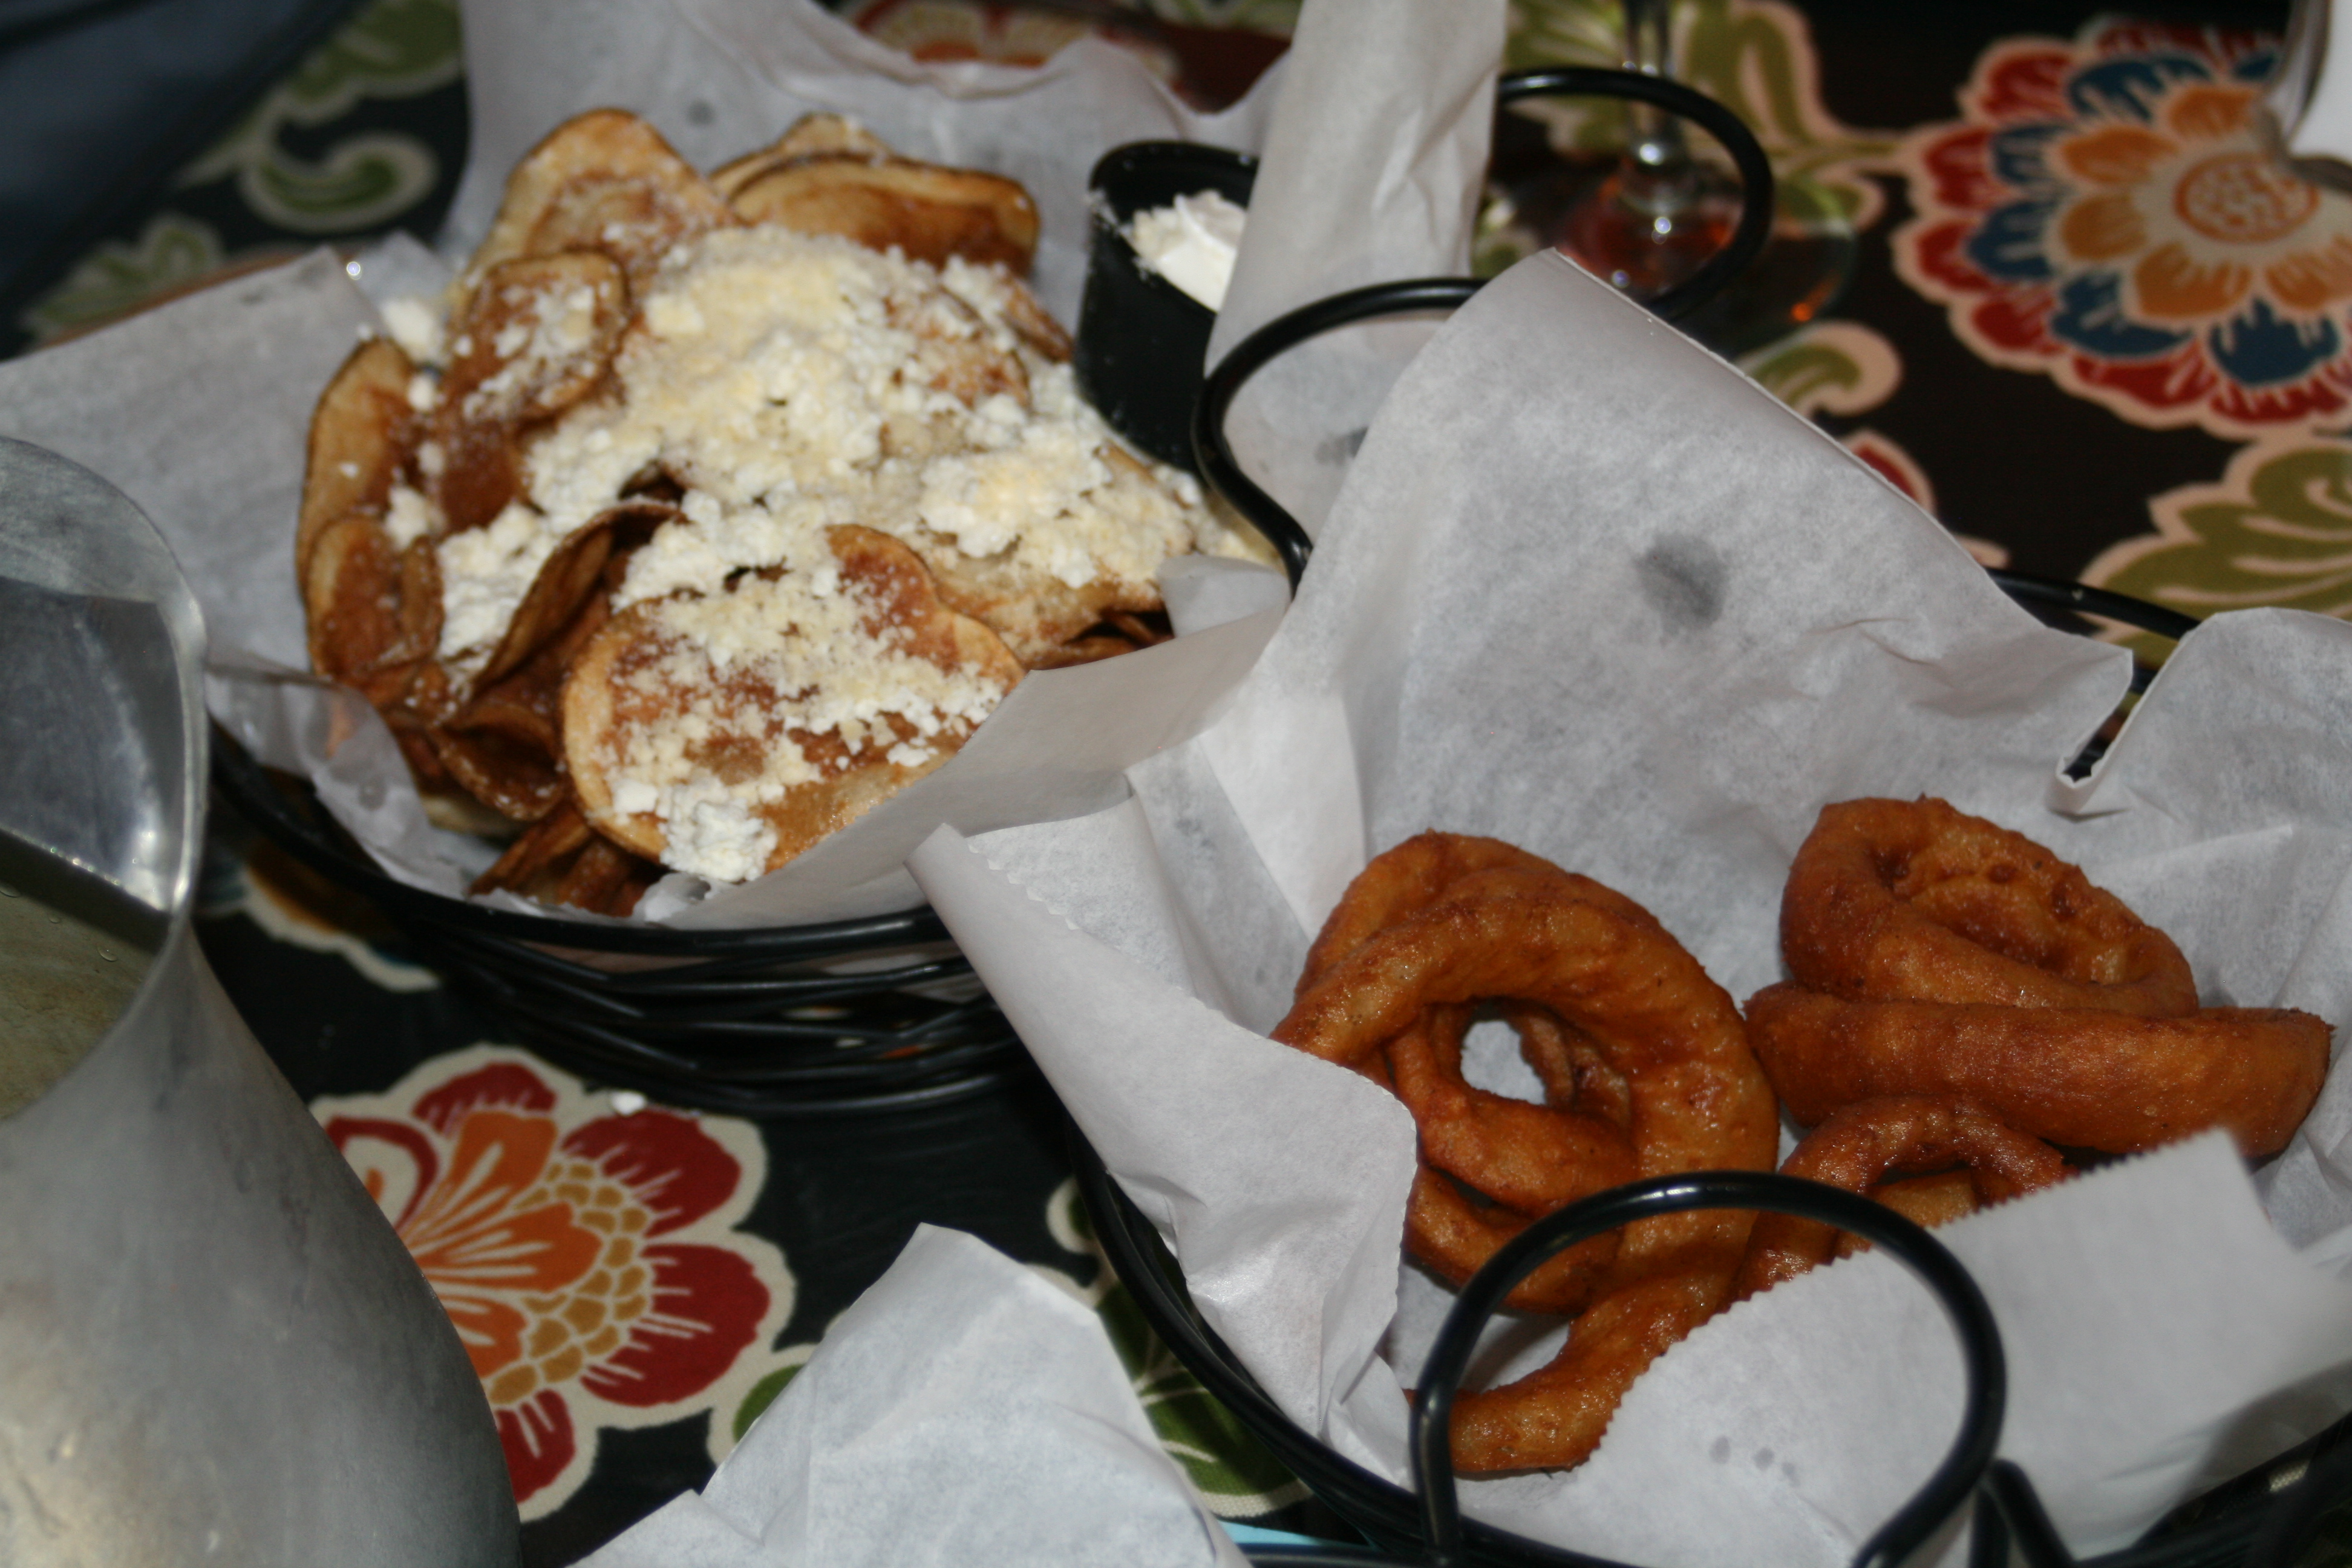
left=1549, top=0, right=1856, bottom=352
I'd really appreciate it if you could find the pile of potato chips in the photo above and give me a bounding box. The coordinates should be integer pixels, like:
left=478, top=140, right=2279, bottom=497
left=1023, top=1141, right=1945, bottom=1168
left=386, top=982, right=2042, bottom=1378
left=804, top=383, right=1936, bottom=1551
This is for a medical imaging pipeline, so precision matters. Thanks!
left=299, top=109, right=1253, bottom=912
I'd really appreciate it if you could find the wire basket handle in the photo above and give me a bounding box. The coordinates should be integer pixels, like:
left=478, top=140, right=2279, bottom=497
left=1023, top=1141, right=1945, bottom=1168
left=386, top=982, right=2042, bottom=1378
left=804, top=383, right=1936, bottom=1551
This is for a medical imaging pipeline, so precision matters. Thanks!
left=1194, top=65, right=1778, bottom=593
left=1409, top=1171, right=2007, bottom=1568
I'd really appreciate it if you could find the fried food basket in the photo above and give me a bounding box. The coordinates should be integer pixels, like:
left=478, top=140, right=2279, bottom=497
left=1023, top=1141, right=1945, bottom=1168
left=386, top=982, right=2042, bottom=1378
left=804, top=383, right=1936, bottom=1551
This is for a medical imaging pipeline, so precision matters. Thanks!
left=1140, top=223, right=2339, bottom=1561
left=207, top=67, right=1774, bottom=1122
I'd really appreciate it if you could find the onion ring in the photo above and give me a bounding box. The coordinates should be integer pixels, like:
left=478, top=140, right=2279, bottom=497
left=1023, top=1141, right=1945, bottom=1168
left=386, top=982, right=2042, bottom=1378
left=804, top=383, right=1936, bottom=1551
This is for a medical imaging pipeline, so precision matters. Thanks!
left=1747, top=983, right=2328, bottom=1157
left=1387, top=1005, right=1636, bottom=1314
left=1390, top=1010, right=1635, bottom=1209
left=1780, top=797, right=2196, bottom=1017
left=1733, top=1095, right=2071, bottom=1299
left=1275, top=865, right=1777, bottom=1472
left=1300, top=834, right=1587, bottom=992
left=1865, top=1170, right=1983, bottom=1235
left=1402, top=1161, right=1618, bottom=1318
left=1299, top=840, right=1647, bottom=1313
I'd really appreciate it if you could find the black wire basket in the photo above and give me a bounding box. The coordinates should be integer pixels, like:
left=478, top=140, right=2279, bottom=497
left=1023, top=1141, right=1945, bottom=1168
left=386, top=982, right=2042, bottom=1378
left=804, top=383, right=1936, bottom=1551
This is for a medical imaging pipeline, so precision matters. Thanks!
left=1157, top=76, right=2339, bottom=1560
left=200, top=65, right=1775, bottom=1124
left=211, top=730, right=1025, bottom=1117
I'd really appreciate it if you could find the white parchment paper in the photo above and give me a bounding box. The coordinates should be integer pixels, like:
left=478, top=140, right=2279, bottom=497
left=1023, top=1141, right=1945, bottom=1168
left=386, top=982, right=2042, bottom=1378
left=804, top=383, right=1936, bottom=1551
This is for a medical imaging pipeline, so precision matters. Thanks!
left=1203, top=0, right=1504, bottom=540
left=572, top=1226, right=1249, bottom=1568
left=0, top=0, right=1515, bottom=927
left=0, top=0, right=1315, bottom=926
left=906, top=248, right=2352, bottom=1565
left=2264, top=0, right=2352, bottom=187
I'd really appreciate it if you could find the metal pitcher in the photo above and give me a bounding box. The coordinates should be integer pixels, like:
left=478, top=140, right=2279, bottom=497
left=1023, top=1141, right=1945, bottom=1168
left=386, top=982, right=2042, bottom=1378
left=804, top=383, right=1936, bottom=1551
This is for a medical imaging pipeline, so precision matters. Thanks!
left=0, top=437, right=518, bottom=1566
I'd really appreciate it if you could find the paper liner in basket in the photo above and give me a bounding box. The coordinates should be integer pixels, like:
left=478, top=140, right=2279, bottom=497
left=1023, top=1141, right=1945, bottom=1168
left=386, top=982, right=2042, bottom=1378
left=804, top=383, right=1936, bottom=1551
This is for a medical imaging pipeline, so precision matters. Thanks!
left=905, top=249, right=2352, bottom=1566
left=575, top=1226, right=1248, bottom=1568
left=0, top=0, right=1510, bottom=929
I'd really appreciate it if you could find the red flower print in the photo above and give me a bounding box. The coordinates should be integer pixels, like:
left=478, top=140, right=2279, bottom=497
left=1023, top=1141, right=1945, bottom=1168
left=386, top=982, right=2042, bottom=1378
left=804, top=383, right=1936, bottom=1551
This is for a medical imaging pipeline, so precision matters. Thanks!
left=318, top=1048, right=793, bottom=1518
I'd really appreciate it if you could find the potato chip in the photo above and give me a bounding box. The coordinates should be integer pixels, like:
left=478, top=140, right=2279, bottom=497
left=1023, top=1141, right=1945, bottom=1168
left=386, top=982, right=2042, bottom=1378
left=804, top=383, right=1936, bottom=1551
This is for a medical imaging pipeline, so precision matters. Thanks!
left=299, top=338, right=416, bottom=578
left=563, top=525, right=1023, bottom=879
left=1024, top=635, right=1143, bottom=670
left=430, top=252, right=632, bottom=535
left=964, top=266, right=1073, bottom=362
left=891, top=284, right=1031, bottom=409
left=431, top=720, right=569, bottom=823
left=460, top=109, right=735, bottom=309
left=472, top=794, right=594, bottom=894
left=443, top=252, right=629, bottom=426
left=709, top=113, right=893, bottom=199
left=728, top=155, right=1041, bottom=274
left=303, top=514, right=440, bottom=707
left=550, top=834, right=652, bottom=915
left=476, top=500, right=673, bottom=688
left=439, top=535, right=641, bottom=826
left=895, top=442, right=1190, bottom=662
left=1103, top=609, right=1174, bottom=647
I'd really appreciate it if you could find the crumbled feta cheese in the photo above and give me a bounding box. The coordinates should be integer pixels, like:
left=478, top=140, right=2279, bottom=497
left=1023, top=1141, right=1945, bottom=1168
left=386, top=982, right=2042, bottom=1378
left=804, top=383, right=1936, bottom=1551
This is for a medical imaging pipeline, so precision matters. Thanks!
left=382, top=484, right=440, bottom=549
left=436, top=503, right=568, bottom=668
left=381, top=295, right=446, bottom=365
left=520, top=228, right=1212, bottom=603
left=596, top=563, right=1008, bottom=882
left=426, top=223, right=1231, bottom=884
left=466, top=283, right=603, bottom=417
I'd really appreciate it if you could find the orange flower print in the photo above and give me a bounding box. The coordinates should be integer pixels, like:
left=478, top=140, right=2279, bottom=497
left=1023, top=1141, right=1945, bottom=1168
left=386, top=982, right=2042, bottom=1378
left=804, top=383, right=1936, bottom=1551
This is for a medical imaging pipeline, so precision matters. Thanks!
left=1896, top=21, right=2352, bottom=437
left=318, top=1048, right=791, bottom=1517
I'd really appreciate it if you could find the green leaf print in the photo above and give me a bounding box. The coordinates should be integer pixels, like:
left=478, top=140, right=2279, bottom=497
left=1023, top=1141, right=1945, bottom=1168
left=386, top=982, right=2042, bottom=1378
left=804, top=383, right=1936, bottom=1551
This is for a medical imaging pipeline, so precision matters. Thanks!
left=1143, top=1380, right=1305, bottom=1507
left=1500, top=0, right=1898, bottom=230
left=2087, top=437, right=2352, bottom=660
left=733, top=1361, right=805, bottom=1445
left=1048, top=1178, right=1306, bottom=1515
left=1746, top=340, right=1865, bottom=410
left=1099, top=1285, right=1306, bottom=1510
left=240, top=133, right=440, bottom=233
left=185, top=0, right=460, bottom=183
left=178, top=0, right=459, bottom=235
left=1737, top=321, right=1899, bottom=419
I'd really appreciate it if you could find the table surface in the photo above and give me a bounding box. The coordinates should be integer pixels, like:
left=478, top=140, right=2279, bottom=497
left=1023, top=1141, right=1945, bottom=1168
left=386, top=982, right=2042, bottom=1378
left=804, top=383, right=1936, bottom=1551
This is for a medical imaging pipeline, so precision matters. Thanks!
left=21, top=0, right=2352, bottom=1560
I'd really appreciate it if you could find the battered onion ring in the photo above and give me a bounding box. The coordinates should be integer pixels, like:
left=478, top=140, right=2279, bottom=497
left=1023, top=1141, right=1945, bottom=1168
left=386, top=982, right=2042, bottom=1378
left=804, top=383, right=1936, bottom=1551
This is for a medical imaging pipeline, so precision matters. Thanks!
left=1511, top=1001, right=1636, bottom=1131
left=1748, top=983, right=2328, bottom=1157
left=1299, top=834, right=1579, bottom=993
left=1403, top=1163, right=1619, bottom=1317
left=1734, top=1096, right=2071, bottom=1299
left=1781, top=797, right=2197, bottom=1017
left=1301, top=841, right=1642, bottom=1314
left=1275, top=872, right=1777, bottom=1473
left=1865, top=1171, right=1983, bottom=1236
left=1390, top=1010, right=1635, bottom=1207
left=1387, top=1005, right=1635, bottom=1314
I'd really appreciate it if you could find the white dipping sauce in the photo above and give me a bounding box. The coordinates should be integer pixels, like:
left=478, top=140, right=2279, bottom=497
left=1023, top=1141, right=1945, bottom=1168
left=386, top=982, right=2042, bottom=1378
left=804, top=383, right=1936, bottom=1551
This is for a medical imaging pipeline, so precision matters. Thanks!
left=1124, top=190, right=1247, bottom=310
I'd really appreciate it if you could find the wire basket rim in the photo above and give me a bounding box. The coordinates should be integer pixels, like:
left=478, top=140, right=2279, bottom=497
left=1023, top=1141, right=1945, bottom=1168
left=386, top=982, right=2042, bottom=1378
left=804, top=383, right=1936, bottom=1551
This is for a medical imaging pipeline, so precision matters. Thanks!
left=210, top=723, right=950, bottom=959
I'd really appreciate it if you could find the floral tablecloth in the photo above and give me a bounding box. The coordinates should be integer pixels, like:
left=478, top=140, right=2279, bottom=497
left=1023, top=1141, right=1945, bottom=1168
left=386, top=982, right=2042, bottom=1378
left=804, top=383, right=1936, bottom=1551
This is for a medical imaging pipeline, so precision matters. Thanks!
left=21, top=0, right=2350, bottom=1560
